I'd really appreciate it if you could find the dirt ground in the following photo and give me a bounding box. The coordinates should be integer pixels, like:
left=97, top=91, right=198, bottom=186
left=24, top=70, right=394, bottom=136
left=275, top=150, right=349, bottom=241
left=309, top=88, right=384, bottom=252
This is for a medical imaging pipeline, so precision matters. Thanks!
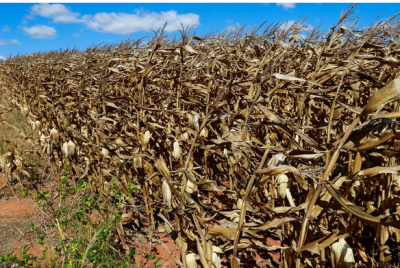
left=0, top=174, right=46, bottom=266
left=0, top=172, right=181, bottom=268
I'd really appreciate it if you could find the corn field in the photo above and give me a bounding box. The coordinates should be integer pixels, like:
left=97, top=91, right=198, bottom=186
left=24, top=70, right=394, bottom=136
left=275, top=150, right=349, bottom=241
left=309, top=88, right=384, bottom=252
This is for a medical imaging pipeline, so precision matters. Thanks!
left=2, top=5, right=400, bottom=267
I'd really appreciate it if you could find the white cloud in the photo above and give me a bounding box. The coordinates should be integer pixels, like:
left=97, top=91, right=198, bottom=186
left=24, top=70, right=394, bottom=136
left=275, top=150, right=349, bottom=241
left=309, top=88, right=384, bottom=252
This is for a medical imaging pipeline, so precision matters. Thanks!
left=277, top=3, right=296, bottom=10
left=0, top=39, right=20, bottom=45
left=22, top=25, right=57, bottom=39
left=81, top=10, right=200, bottom=35
left=279, top=20, right=313, bottom=32
left=0, top=55, right=6, bottom=61
left=2, top=25, right=10, bottom=32
left=72, top=33, right=81, bottom=38
left=24, top=14, right=34, bottom=22
left=30, top=3, right=81, bottom=23
left=225, top=22, right=241, bottom=32
left=26, top=4, right=200, bottom=36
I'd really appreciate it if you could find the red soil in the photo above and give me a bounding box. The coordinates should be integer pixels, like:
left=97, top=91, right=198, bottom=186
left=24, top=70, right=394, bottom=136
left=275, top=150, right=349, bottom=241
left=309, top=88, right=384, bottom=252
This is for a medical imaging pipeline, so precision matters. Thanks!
left=0, top=175, right=46, bottom=267
left=133, top=233, right=180, bottom=268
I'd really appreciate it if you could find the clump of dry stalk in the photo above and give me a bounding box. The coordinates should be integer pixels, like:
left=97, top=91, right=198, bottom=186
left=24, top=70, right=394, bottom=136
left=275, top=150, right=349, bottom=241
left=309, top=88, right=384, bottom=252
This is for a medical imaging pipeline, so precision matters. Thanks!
left=2, top=5, right=400, bottom=267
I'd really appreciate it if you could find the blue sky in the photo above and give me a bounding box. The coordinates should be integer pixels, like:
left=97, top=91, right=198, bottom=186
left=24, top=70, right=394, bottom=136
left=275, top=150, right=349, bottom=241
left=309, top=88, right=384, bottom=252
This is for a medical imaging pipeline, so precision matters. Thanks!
left=0, top=3, right=400, bottom=59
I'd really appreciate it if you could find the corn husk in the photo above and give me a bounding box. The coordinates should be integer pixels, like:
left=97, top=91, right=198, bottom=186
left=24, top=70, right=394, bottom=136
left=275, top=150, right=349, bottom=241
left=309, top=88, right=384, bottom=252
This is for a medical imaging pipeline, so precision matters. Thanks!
left=185, top=180, right=197, bottom=193
left=63, top=140, right=76, bottom=158
left=143, top=130, right=152, bottom=146
left=277, top=174, right=289, bottom=199
left=331, top=238, right=355, bottom=268
left=49, top=128, right=59, bottom=144
left=212, top=246, right=222, bottom=268
left=186, top=253, right=197, bottom=268
left=162, top=180, right=172, bottom=208
left=172, top=140, right=181, bottom=160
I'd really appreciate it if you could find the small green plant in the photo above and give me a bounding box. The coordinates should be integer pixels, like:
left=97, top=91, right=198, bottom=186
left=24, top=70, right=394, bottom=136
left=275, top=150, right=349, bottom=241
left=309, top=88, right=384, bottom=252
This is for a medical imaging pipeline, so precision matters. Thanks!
left=127, top=181, right=136, bottom=194
left=21, top=187, right=27, bottom=196
left=149, top=257, right=162, bottom=268
left=0, top=156, right=136, bottom=268
left=147, top=253, right=156, bottom=260
left=146, top=253, right=162, bottom=268
left=0, top=245, right=37, bottom=267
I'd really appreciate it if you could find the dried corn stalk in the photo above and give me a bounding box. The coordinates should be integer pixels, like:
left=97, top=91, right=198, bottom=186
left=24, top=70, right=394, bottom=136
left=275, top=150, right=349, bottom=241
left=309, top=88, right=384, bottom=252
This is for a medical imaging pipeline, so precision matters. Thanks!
left=1, top=6, right=400, bottom=267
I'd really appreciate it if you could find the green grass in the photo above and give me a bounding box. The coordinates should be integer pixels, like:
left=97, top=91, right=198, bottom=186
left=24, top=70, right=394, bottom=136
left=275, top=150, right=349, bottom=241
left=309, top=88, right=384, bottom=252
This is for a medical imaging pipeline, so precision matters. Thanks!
left=0, top=157, right=138, bottom=268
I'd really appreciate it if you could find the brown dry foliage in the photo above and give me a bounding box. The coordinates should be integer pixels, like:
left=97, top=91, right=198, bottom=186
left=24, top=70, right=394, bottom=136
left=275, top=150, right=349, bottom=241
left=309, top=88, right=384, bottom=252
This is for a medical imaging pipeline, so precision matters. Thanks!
left=2, top=5, right=400, bottom=267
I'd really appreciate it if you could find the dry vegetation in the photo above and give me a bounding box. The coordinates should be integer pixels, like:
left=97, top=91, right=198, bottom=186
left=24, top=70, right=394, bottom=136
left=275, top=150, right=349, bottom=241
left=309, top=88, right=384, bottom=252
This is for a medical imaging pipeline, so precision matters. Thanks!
left=2, top=5, right=400, bottom=267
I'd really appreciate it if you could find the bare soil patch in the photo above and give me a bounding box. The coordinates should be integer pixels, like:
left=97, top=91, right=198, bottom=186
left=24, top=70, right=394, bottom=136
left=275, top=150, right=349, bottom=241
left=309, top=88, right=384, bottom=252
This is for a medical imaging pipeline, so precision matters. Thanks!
left=0, top=175, right=41, bottom=264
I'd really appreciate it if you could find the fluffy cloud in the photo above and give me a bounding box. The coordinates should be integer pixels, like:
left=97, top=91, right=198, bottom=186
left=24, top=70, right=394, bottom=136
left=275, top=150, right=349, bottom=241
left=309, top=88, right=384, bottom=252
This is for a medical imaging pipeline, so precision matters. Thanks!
left=30, top=3, right=82, bottom=23
left=82, top=10, right=200, bottom=34
left=22, top=25, right=57, bottom=39
left=0, top=39, right=20, bottom=45
left=0, top=55, right=6, bottom=61
left=26, top=4, right=200, bottom=37
left=279, top=20, right=313, bottom=32
left=225, top=22, right=241, bottom=32
left=2, top=25, right=11, bottom=32
left=277, top=3, right=296, bottom=10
